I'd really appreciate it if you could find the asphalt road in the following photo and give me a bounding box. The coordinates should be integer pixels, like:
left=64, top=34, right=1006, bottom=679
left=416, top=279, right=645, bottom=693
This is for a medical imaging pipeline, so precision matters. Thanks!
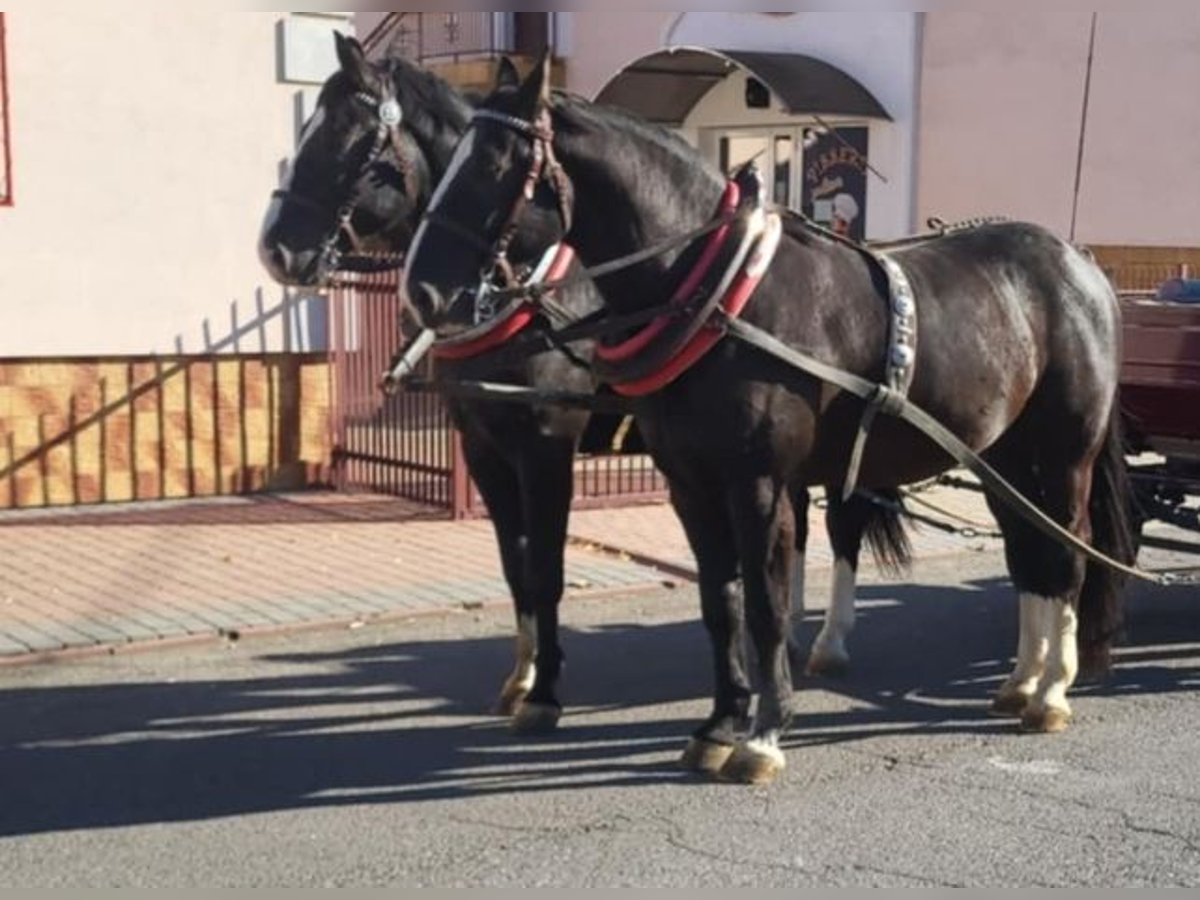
left=1, top=543, right=1198, bottom=887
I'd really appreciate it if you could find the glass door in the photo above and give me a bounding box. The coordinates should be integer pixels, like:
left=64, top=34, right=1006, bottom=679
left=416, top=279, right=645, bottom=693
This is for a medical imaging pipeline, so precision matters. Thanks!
left=713, top=128, right=801, bottom=210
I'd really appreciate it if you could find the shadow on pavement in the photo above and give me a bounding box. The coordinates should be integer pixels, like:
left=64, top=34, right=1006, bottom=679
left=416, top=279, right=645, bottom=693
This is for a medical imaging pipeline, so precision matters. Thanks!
left=0, top=573, right=1195, bottom=836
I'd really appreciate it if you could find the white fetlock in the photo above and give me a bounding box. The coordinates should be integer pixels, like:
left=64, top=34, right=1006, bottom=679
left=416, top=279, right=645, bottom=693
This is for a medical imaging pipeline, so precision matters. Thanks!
left=742, top=736, right=786, bottom=768
left=719, top=736, right=787, bottom=785
left=806, top=557, right=855, bottom=675
left=494, top=614, right=538, bottom=716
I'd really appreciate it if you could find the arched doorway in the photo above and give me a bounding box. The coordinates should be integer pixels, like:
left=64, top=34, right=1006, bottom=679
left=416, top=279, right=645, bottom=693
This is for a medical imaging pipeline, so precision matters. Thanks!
left=596, top=47, right=889, bottom=242
left=594, top=10, right=920, bottom=240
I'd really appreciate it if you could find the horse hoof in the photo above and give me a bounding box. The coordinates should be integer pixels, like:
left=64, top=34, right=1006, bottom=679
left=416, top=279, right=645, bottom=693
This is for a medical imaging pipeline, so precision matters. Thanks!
left=718, top=741, right=786, bottom=785
left=511, top=701, right=561, bottom=736
left=989, top=691, right=1031, bottom=718
left=805, top=652, right=850, bottom=678
left=679, top=738, right=735, bottom=776
left=1020, top=706, right=1072, bottom=734
left=492, top=686, right=528, bottom=717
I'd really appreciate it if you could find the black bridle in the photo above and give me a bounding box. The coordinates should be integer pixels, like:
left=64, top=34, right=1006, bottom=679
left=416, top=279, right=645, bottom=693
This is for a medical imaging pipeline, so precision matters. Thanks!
left=418, top=105, right=575, bottom=321
left=271, top=88, right=413, bottom=283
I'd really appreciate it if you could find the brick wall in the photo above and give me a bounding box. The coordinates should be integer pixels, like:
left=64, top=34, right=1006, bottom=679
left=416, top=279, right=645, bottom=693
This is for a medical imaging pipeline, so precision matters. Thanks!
left=0, top=355, right=331, bottom=509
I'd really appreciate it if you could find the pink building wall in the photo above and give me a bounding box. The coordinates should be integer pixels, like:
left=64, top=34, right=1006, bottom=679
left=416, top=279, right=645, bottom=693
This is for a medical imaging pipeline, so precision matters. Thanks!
left=917, top=11, right=1200, bottom=246
left=1073, top=12, right=1200, bottom=246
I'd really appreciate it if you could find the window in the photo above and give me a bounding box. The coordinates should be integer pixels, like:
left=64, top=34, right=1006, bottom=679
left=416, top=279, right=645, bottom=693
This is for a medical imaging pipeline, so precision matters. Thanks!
left=0, top=13, right=11, bottom=206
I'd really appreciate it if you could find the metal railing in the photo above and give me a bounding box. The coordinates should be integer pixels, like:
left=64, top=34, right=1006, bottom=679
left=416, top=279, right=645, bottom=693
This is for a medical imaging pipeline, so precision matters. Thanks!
left=1104, top=262, right=1193, bottom=296
left=363, top=12, right=556, bottom=64
left=328, top=269, right=460, bottom=511
left=326, top=268, right=666, bottom=518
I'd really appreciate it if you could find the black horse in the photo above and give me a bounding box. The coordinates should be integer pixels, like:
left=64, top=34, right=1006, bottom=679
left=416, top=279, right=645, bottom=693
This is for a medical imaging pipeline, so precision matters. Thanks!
left=258, top=36, right=909, bottom=734
left=404, top=55, right=1134, bottom=784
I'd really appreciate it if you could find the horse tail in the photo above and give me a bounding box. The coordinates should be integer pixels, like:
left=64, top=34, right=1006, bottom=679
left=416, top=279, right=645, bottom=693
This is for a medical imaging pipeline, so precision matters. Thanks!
left=861, top=488, right=913, bottom=576
left=1077, top=401, right=1136, bottom=676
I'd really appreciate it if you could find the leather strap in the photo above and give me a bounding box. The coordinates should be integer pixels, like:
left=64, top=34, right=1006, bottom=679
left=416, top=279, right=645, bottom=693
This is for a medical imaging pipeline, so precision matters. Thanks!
left=722, top=316, right=1168, bottom=586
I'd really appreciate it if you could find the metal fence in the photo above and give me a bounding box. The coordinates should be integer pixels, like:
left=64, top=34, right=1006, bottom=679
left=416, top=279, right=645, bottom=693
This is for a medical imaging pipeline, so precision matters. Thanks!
left=328, top=269, right=459, bottom=510
left=1103, top=262, right=1192, bottom=296
left=363, top=12, right=556, bottom=64
left=327, top=270, right=667, bottom=518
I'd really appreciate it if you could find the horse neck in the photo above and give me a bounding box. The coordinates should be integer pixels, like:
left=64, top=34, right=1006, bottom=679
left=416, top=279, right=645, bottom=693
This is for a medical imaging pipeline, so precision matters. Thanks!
left=552, top=103, right=727, bottom=311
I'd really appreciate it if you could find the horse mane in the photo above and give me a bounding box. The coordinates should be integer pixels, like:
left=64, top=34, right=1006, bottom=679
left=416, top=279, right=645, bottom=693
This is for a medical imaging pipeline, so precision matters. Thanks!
left=550, top=91, right=722, bottom=186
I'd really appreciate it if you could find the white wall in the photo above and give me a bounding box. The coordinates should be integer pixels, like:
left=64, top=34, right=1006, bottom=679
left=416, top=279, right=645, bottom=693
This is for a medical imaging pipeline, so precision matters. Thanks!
left=669, top=12, right=922, bottom=240
left=0, top=10, right=350, bottom=357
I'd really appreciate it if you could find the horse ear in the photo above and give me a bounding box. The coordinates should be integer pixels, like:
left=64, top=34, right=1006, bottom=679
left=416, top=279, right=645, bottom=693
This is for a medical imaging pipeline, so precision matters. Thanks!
left=494, top=56, right=521, bottom=91
left=515, top=48, right=553, bottom=113
left=334, top=32, right=374, bottom=92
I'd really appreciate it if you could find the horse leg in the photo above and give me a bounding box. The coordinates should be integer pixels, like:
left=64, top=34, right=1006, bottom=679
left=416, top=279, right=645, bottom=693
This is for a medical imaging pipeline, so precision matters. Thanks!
left=510, top=436, right=576, bottom=735
left=804, top=492, right=864, bottom=677
left=982, top=449, right=1052, bottom=718
left=719, top=476, right=796, bottom=785
left=985, top=441, right=1093, bottom=731
left=461, top=436, right=537, bottom=717
left=786, top=486, right=809, bottom=674
left=672, top=485, right=752, bottom=776
left=801, top=488, right=912, bottom=677
left=1017, top=456, right=1097, bottom=734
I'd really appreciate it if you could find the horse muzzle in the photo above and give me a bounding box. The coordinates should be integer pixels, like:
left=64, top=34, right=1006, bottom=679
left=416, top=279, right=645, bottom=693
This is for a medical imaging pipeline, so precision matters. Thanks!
left=258, top=239, right=323, bottom=288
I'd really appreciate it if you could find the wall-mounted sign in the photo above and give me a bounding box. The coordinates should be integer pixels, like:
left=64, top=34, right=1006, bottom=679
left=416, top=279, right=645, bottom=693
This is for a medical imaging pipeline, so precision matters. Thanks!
left=802, top=126, right=869, bottom=242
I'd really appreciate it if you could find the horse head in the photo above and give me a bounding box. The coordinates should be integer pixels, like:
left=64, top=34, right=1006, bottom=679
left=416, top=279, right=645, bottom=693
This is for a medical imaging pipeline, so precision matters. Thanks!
left=258, top=33, right=435, bottom=286
left=405, top=51, right=574, bottom=336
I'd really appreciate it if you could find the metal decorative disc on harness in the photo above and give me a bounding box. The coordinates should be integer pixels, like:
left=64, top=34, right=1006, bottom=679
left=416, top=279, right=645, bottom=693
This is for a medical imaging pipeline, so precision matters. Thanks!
left=841, top=251, right=919, bottom=501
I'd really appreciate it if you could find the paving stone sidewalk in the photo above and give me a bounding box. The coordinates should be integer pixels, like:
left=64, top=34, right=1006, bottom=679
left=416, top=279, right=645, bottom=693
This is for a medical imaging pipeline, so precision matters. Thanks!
left=569, top=480, right=1001, bottom=578
left=0, top=480, right=1000, bottom=662
left=0, top=492, right=665, bottom=661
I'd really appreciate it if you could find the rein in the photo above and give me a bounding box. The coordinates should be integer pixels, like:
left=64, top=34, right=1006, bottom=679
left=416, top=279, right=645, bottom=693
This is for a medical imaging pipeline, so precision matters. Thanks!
left=417, top=106, right=573, bottom=304
left=414, top=102, right=747, bottom=322
left=392, top=100, right=1167, bottom=588
left=720, top=315, right=1177, bottom=588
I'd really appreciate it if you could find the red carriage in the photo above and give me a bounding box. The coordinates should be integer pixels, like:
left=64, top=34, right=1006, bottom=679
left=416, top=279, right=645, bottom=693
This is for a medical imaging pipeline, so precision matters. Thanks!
left=1119, top=276, right=1200, bottom=538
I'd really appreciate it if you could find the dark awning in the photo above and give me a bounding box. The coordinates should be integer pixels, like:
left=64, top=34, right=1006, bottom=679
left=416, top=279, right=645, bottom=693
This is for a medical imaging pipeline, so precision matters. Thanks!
left=594, top=47, right=891, bottom=126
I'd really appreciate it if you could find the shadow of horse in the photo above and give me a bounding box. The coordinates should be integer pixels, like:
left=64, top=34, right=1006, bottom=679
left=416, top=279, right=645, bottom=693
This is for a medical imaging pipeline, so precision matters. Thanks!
left=0, top=573, right=1194, bottom=836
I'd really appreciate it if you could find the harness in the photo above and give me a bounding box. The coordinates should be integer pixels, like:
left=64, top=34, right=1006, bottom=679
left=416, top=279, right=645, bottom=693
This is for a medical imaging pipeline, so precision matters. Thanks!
left=812, top=223, right=920, bottom=501
left=391, top=100, right=1176, bottom=588
left=432, top=242, right=576, bottom=361
left=592, top=171, right=784, bottom=397
left=418, top=107, right=574, bottom=318
left=272, top=88, right=413, bottom=282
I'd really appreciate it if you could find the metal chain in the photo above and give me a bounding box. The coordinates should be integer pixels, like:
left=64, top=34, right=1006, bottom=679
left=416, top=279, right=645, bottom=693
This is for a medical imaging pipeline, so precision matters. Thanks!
left=839, top=487, right=1004, bottom=541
